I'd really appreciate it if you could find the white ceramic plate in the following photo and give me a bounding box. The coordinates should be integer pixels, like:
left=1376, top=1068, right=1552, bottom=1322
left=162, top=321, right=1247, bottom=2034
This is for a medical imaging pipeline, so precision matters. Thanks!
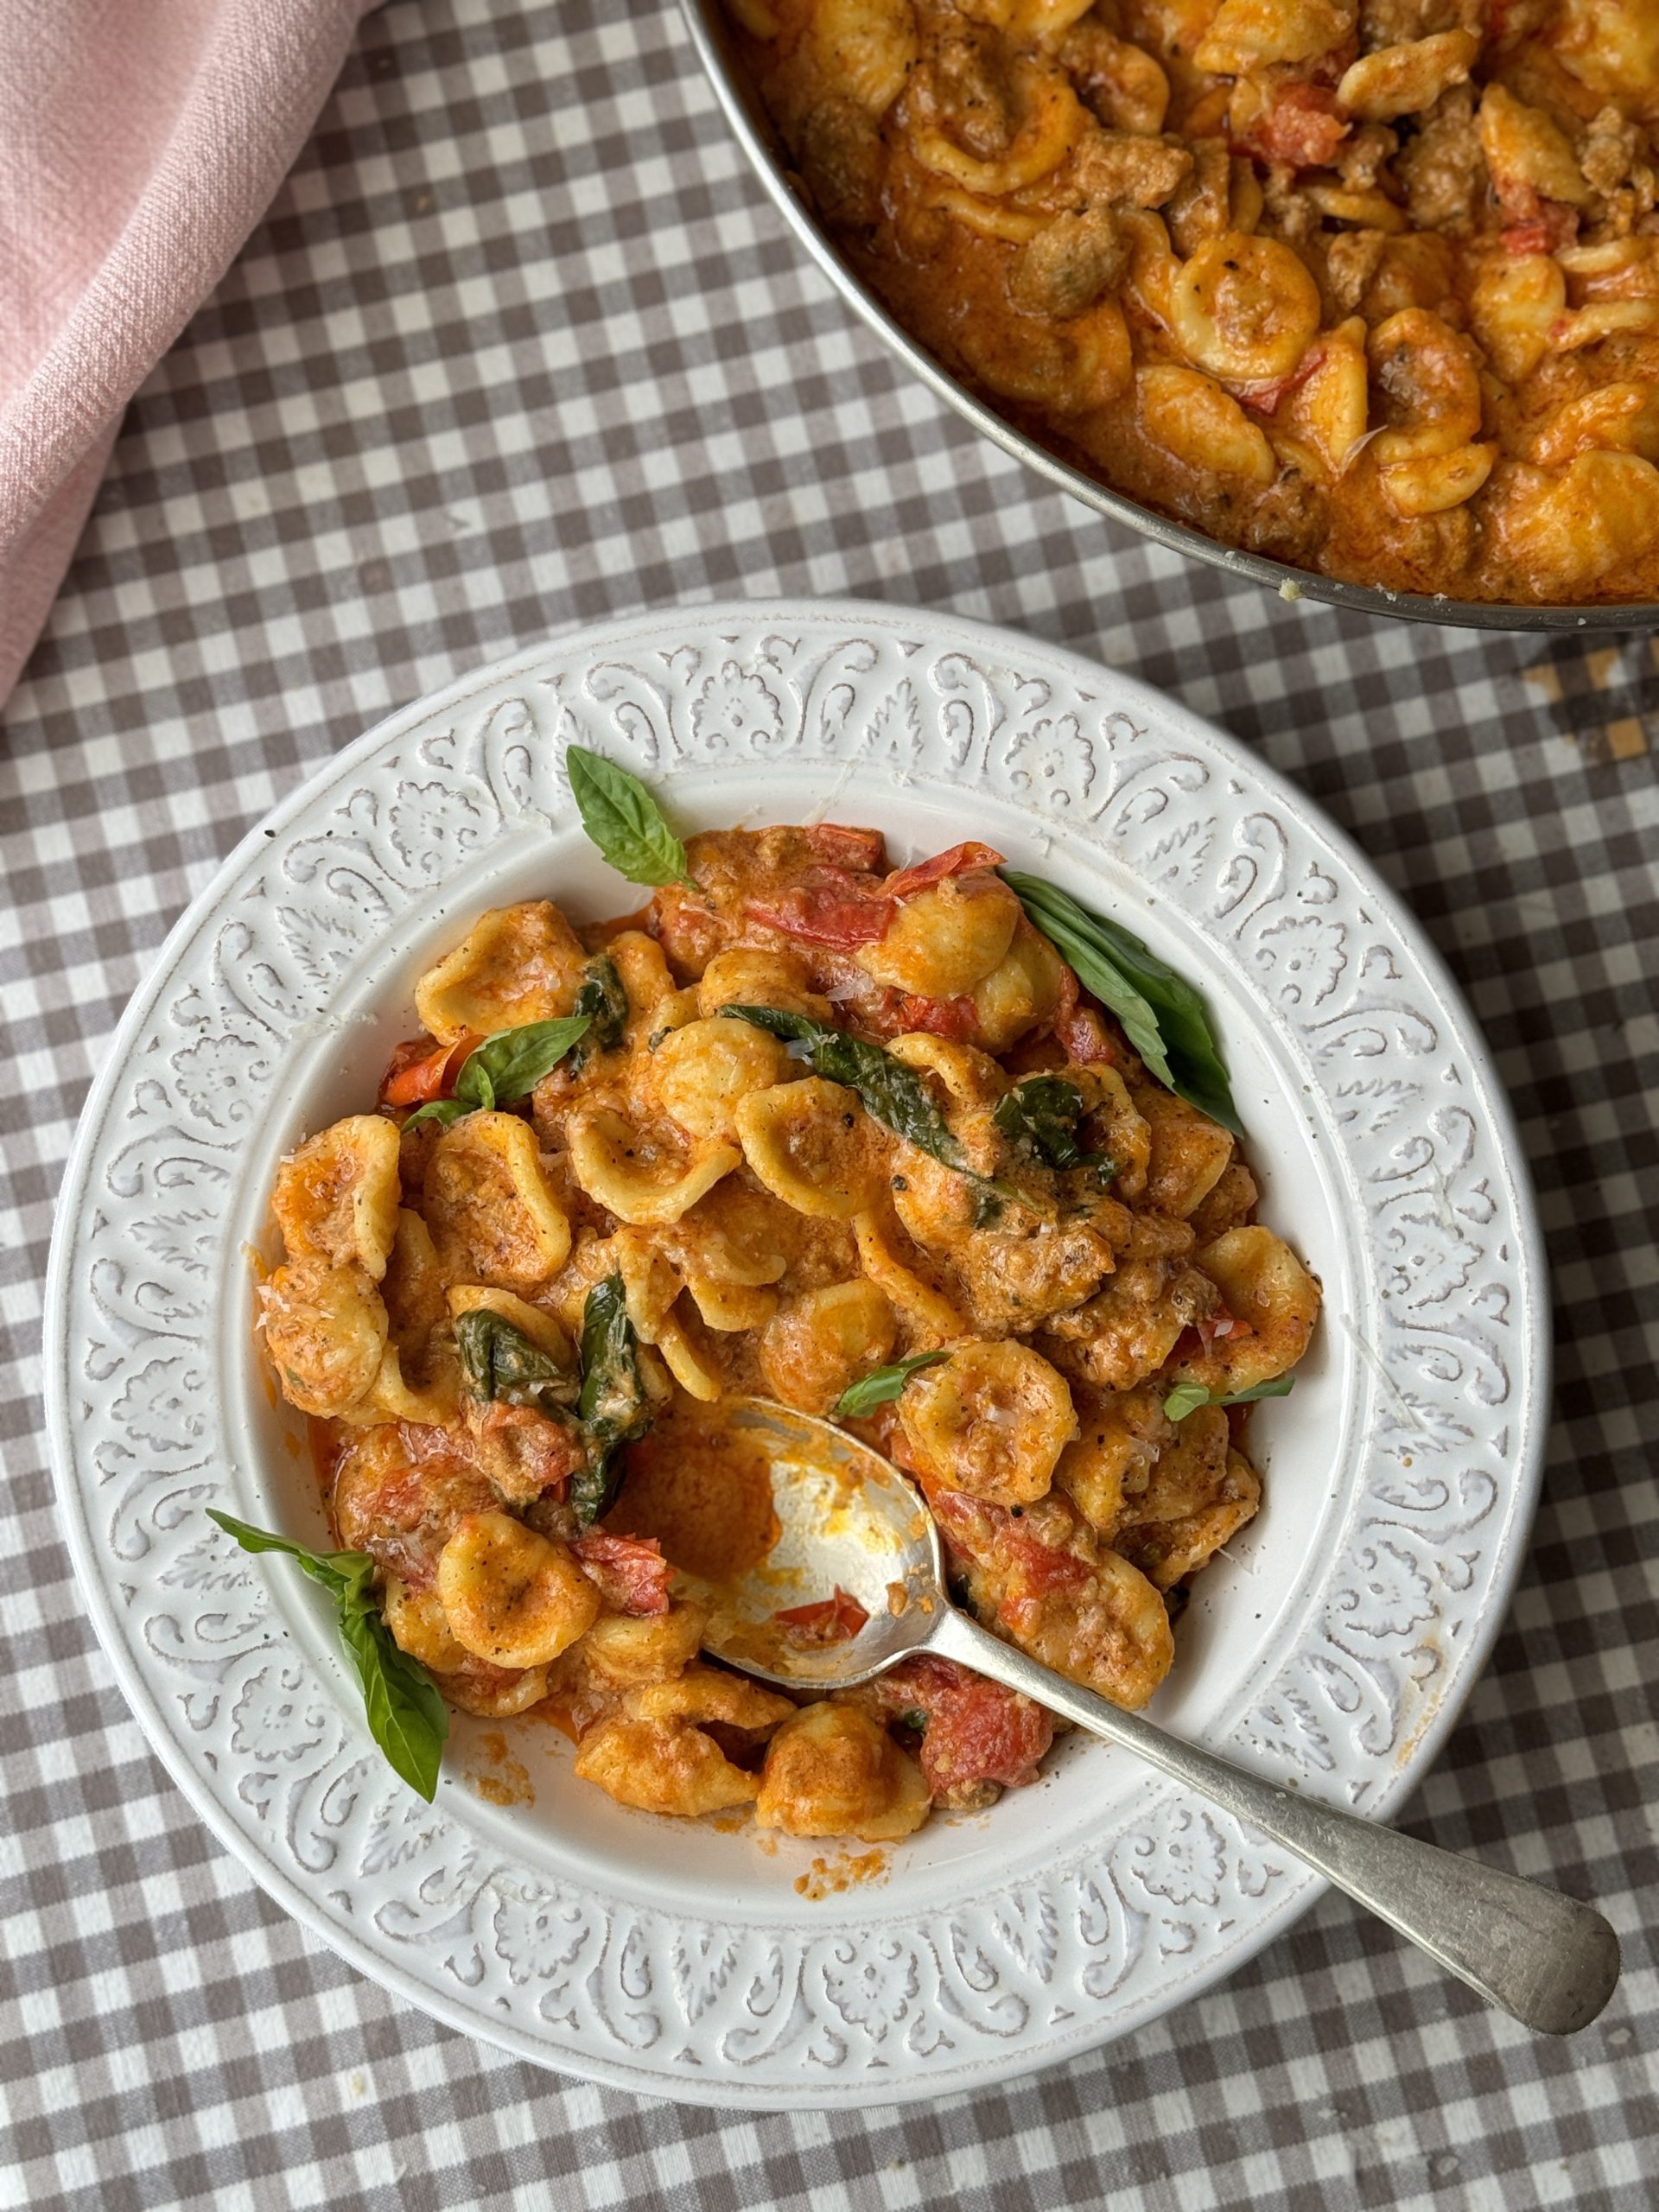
left=45, top=601, right=1547, bottom=2107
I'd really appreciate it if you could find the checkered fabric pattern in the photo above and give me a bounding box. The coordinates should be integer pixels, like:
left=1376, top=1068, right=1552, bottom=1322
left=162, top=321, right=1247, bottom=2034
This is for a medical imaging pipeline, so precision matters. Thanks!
left=2, top=1, right=1656, bottom=2205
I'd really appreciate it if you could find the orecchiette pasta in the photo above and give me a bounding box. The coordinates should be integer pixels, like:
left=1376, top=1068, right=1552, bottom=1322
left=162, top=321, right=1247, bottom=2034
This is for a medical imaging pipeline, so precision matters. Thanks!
left=755, top=1703, right=931, bottom=1840
left=1166, top=234, right=1322, bottom=384
left=436, top=1511, right=601, bottom=1669
left=736, top=1077, right=888, bottom=1219
left=652, top=1015, right=791, bottom=1142
left=899, top=1338, right=1077, bottom=1505
left=262, top=1256, right=388, bottom=1417
left=274, top=817, right=1316, bottom=1847
left=855, top=874, right=1020, bottom=997
left=273, top=1115, right=402, bottom=1281
left=415, top=901, right=586, bottom=1042
left=760, top=1280, right=898, bottom=1413
left=566, top=1107, right=740, bottom=1227
left=425, top=1111, right=572, bottom=1288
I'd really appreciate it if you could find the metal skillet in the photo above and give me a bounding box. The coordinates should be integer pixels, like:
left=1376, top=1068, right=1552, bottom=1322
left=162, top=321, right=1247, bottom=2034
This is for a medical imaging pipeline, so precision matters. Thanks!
left=697, top=1397, right=1619, bottom=2037
left=677, top=0, right=1659, bottom=637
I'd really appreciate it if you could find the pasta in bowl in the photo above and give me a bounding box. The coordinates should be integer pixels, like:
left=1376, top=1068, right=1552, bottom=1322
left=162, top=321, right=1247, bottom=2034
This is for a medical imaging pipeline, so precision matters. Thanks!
left=229, top=754, right=1320, bottom=1845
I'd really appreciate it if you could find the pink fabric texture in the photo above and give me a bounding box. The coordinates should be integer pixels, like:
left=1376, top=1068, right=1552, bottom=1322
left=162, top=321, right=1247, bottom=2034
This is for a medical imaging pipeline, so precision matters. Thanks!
left=0, top=0, right=369, bottom=708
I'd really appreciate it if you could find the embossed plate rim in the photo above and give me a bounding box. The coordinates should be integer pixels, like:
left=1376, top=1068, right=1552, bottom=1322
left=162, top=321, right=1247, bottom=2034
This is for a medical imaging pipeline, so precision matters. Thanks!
left=44, top=598, right=1548, bottom=2105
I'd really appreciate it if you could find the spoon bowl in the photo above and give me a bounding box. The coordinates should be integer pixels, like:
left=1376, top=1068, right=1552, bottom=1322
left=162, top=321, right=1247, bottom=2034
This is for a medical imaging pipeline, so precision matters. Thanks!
left=691, top=1399, right=942, bottom=1689
left=696, top=1395, right=1620, bottom=2038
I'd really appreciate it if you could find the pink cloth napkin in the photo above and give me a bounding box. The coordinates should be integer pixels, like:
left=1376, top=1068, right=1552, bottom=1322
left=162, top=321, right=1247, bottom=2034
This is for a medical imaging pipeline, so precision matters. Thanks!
left=0, top=0, right=371, bottom=710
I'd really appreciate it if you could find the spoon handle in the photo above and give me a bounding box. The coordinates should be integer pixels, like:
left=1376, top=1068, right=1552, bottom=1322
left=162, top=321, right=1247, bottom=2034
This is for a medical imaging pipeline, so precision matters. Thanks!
left=925, top=1607, right=1618, bottom=2035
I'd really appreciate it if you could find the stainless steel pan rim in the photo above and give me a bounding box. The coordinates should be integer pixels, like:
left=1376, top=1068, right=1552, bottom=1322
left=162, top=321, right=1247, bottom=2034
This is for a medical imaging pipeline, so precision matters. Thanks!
left=680, top=0, right=1659, bottom=637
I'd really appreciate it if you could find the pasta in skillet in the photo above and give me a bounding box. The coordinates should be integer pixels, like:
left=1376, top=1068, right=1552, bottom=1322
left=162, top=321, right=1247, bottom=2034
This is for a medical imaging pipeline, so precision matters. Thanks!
left=258, top=805, right=1319, bottom=1840
left=722, top=0, right=1659, bottom=604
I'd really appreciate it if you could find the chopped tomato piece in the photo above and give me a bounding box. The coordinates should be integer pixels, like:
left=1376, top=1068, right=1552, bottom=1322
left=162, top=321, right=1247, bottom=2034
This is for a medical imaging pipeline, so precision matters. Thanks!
left=381, top=1031, right=480, bottom=1107
left=747, top=866, right=894, bottom=946
left=883, top=841, right=1006, bottom=903
left=1235, top=346, right=1325, bottom=418
left=775, top=1586, right=870, bottom=1643
left=573, top=1531, right=673, bottom=1616
left=1055, top=1002, right=1116, bottom=1065
left=897, top=992, right=979, bottom=1040
left=1502, top=203, right=1579, bottom=256
left=803, top=823, right=887, bottom=873
left=1192, top=1313, right=1253, bottom=1352
left=871, top=1653, right=1052, bottom=1796
left=1236, top=83, right=1347, bottom=169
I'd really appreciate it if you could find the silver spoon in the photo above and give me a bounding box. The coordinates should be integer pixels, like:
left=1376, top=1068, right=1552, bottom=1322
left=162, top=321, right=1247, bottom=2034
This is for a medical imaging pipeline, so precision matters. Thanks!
left=697, top=1398, right=1618, bottom=2037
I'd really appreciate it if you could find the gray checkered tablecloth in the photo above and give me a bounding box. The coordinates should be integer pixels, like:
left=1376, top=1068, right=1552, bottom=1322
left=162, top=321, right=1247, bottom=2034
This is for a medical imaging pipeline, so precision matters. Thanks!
left=3, top=1, right=1656, bottom=2205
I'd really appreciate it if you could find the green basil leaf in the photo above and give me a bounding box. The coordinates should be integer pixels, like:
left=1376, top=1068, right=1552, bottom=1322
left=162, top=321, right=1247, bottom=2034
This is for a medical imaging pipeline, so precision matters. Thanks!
left=569, top=955, right=629, bottom=1075
left=402, top=1096, right=470, bottom=1131
left=569, top=1449, right=624, bottom=1529
left=569, top=1274, right=655, bottom=1524
left=1005, top=871, right=1243, bottom=1136
left=1163, top=1375, right=1295, bottom=1422
left=207, top=1509, right=374, bottom=1606
left=454, top=1308, right=578, bottom=1410
left=714, top=1003, right=819, bottom=1046
left=460, top=1014, right=592, bottom=1107
left=566, top=746, right=690, bottom=887
left=207, top=1510, right=447, bottom=1801
left=578, top=1274, right=652, bottom=1443
left=1160, top=1381, right=1211, bottom=1423
left=991, top=1073, right=1116, bottom=1179
left=833, top=1349, right=950, bottom=1418
left=718, top=1005, right=969, bottom=1173
left=454, top=1056, right=497, bottom=1112
left=336, top=1603, right=450, bottom=1801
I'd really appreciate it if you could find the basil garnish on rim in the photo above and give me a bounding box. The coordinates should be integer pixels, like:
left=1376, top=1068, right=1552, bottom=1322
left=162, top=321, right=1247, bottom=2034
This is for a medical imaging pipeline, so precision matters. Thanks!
left=566, top=746, right=690, bottom=887
left=206, top=1510, right=448, bottom=1800
left=993, top=1073, right=1116, bottom=1180
left=1163, top=1376, right=1294, bottom=1422
left=404, top=1014, right=591, bottom=1128
left=833, top=1350, right=950, bottom=1419
left=1003, top=871, right=1243, bottom=1137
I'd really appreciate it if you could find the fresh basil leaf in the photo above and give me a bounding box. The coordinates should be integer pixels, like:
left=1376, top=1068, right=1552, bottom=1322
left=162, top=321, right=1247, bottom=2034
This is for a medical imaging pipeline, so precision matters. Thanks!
left=337, top=1602, right=450, bottom=1801
left=402, top=1096, right=470, bottom=1131
left=1160, top=1381, right=1211, bottom=1423
left=1005, top=871, right=1243, bottom=1137
left=714, top=1003, right=819, bottom=1046
left=569, top=1451, right=624, bottom=1529
left=404, top=1017, right=590, bottom=1128
left=566, top=746, right=690, bottom=887
left=207, top=1510, right=448, bottom=1801
left=454, top=1308, right=578, bottom=1410
left=1163, top=1376, right=1295, bottom=1422
left=569, top=955, right=629, bottom=1075
left=460, top=1015, right=592, bottom=1109
left=578, top=1274, right=652, bottom=1443
left=992, top=1073, right=1117, bottom=1179
left=1003, top=875, right=1174, bottom=1092
left=718, top=1005, right=969, bottom=1173
left=570, top=1274, right=655, bottom=1525
left=833, top=1349, right=950, bottom=1418
left=206, top=1509, right=373, bottom=1606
